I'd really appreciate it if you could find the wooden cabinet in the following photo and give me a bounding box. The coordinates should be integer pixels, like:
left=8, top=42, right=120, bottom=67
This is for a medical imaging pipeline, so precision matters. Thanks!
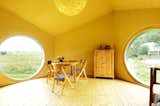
left=94, top=49, right=114, bottom=78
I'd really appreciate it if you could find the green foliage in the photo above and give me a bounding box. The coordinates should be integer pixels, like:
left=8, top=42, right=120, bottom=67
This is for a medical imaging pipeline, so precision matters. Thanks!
left=127, top=57, right=160, bottom=84
left=127, top=29, right=160, bottom=58
left=0, top=51, right=7, bottom=55
left=0, top=52, right=43, bottom=79
left=137, top=45, right=149, bottom=55
left=126, top=29, right=160, bottom=84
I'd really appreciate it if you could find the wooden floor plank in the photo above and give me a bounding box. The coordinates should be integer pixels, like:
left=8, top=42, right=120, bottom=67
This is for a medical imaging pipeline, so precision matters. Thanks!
left=0, top=78, right=149, bottom=106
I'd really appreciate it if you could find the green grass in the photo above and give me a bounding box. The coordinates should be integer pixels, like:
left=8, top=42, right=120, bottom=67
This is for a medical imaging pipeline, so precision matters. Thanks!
left=0, top=52, right=44, bottom=79
left=127, top=57, right=160, bottom=84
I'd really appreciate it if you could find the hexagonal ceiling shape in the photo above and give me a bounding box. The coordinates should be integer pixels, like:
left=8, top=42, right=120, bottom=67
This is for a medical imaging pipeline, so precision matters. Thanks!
left=54, top=0, right=87, bottom=16
left=0, top=0, right=111, bottom=35
left=2, top=0, right=160, bottom=36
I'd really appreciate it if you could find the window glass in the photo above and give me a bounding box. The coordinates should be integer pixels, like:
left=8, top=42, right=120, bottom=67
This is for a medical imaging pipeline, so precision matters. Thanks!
left=125, top=29, right=160, bottom=84
left=0, top=36, right=45, bottom=80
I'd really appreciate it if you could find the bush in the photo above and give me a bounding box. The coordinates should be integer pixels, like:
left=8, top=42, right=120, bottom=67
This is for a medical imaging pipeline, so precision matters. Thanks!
left=0, top=51, right=7, bottom=55
left=137, top=45, right=149, bottom=55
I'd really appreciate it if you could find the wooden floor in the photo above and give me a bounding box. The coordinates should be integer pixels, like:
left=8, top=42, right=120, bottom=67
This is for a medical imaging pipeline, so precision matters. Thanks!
left=0, top=78, right=149, bottom=106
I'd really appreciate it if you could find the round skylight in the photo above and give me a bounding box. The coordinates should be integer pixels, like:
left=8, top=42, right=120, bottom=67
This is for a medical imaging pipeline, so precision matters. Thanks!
left=54, top=0, right=87, bottom=16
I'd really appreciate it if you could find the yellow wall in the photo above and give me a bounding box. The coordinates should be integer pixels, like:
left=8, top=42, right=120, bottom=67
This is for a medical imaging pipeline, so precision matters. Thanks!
left=113, top=9, right=160, bottom=85
left=55, top=9, right=160, bottom=86
left=54, top=14, right=114, bottom=76
left=0, top=7, right=55, bottom=86
left=2, top=7, right=160, bottom=87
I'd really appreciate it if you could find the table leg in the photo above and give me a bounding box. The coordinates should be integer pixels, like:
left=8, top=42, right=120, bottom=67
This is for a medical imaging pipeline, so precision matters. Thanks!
left=71, top=65, right=76, bottom=83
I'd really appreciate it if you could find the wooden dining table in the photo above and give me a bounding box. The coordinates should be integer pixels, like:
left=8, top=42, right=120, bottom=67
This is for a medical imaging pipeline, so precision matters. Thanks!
left=52, top=60, right=80, bottom=82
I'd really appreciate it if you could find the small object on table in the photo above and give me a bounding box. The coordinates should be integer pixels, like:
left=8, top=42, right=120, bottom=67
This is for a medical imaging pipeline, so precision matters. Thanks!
left=57, top=56, right=64, bottom=62
left=104, top=45, right=111, bottom=49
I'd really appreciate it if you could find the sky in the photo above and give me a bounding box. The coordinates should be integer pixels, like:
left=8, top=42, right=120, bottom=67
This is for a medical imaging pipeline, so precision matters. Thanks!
left=0, top=36, right=43, bottom=52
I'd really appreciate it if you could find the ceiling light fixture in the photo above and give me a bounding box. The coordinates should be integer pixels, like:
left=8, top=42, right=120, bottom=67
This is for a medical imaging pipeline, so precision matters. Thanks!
left=54, top=0, right=87, bottom=16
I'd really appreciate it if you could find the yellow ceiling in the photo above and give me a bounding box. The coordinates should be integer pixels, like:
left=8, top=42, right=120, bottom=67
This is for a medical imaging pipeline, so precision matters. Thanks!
left=111, top=0, right=160, bottom=11
left=0, top=0, right=111, bottom=35
left=0, top=0, right=160, bottom=36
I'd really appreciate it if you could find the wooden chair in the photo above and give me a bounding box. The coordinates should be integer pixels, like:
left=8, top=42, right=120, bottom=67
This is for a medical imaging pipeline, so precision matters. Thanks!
left=76, top=59, right=87, bottom=82
left=51, top=63, right=73, bottom=94
left=150, top=67, right=160, bottom=106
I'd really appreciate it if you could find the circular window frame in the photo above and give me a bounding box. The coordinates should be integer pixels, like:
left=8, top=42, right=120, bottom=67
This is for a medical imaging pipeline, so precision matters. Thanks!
left=0, top=35, right=45, bottom=81
left=124, top=28, right=160, bottom=86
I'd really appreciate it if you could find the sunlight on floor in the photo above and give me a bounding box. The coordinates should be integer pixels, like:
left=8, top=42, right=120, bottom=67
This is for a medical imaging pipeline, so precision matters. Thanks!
left=0, top=78, right=149, bottom=106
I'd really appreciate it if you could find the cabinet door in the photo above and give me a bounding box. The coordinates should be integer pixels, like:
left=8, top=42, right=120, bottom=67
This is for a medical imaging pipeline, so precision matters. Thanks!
left=105, top=50, right=114, bottom=77
left=94, top=50, right=106, bottom=77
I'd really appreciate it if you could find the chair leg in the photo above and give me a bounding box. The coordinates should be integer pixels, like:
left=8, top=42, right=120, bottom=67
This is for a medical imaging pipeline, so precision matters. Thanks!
left=52, top=79, right=56, bottom=93
left=83, top=70, right=87, bottom=80
left=57, top=80, right=59, bottom=85
left=46, top=77, right=48, bottom=83
left=76, top=69, right=84, bottom=82
left=47, top=73, right=53, bottom=83
left=61, top=79, right=67, bottom=95
left=47, top=75, right=50, bottom=83
left=66, top=78, right=73, bottom=88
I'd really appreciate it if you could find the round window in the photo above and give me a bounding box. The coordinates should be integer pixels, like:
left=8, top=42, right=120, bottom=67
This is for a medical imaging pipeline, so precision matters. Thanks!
left=125, top=29, right=160, bottom=85
left=0, top=36, right=45, bottom=80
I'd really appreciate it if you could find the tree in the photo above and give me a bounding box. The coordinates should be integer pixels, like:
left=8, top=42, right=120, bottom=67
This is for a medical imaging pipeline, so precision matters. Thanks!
left=0, top=51, right=7, bottom=55
left=137, top=45, right=149, bottom=55
left=127, top=29, right=160, bottom=58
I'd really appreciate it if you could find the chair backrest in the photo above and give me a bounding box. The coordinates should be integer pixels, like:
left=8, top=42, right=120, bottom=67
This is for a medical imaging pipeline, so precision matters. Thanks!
left=80, top=59, right=87, bottom=70
left=76, top=59, right=87, bottom=72
left=150, top=67, right=160, bottom=106
left=47, top=60, right=54, bottom=73
left=76, top=59, right=87, bottom=81
left=51, top=63, right=66, bottom=77
left=47, top=60, right=61, bottom=76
